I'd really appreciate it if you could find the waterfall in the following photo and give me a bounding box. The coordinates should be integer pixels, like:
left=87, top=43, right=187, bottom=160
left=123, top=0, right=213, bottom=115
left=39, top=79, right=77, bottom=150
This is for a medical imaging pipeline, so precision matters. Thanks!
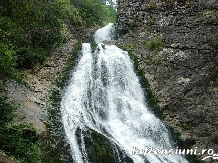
left=60, top=23, right=189, bottom=163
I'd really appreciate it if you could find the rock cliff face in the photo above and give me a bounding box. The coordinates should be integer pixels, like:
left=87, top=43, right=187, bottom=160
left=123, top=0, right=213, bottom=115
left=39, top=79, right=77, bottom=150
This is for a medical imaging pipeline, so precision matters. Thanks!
left=117, top=0, right=218, bottom=162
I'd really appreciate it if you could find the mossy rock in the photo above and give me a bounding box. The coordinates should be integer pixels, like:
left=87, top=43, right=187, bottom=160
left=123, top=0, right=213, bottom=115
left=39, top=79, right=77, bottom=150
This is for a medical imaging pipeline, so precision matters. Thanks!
left=76, top=128, right=133, bottom=163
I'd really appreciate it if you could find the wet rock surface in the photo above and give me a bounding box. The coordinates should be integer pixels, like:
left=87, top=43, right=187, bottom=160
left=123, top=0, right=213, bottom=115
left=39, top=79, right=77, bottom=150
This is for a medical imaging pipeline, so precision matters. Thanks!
left=117, top=0, right=218, bottom=162
left=76, top=129, right=134, bottom=163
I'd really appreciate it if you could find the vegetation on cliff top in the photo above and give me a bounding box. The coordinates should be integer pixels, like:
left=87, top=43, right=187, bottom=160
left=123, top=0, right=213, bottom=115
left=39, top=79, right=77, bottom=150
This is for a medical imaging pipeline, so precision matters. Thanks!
left=0, top=0, right=115, bottom=83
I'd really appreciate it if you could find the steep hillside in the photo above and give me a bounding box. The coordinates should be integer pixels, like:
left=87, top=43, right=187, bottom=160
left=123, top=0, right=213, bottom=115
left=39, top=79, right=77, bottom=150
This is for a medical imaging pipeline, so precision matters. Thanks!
left=0, top=0, right=115, bottom=162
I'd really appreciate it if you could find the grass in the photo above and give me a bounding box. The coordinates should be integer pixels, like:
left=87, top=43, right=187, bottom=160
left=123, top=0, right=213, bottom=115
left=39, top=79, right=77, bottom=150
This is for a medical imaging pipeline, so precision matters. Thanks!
left=146, top=36, right=163, bottom=51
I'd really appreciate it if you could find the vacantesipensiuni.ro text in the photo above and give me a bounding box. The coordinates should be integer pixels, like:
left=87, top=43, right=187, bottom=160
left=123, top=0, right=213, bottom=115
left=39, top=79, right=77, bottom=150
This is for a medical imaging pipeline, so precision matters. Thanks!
left=132, top=146, right=218, bottom=161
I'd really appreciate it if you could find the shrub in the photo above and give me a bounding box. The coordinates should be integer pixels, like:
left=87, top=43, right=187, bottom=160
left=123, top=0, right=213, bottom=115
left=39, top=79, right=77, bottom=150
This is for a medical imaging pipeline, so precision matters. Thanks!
left=146, top=36, right=163, bottom=51
left=0, top=0, right=116, bottom=79
left=0, top=0, right=73, bottom=70
left=0, top=96, right=42, bottom=162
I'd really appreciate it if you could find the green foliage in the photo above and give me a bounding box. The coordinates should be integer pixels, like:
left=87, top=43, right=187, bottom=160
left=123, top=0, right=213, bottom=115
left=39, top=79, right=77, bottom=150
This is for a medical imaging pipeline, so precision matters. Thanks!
left=82, top=129, right=118, bottom=163
left=0, top=1, right=63, bottom=88
left=178, top=121, right=193, bottom=130
left=122, top=44, right=134, bottom=51
left=0, top=96, right=42, bottom=162
left=0, top=16, right=24, bottom=82
left=71, top=0, right=116, bottom=26
left=0, top=0, right=116, bottom=84
left=0, top=125, right=42, bottom=163
left=0, top=0, right=72, bottom=69
left=0, top=43, right=16, bottom=79
left=146, top=36, right=163, bottom=51
left=0, top=96, right=16, bottom=126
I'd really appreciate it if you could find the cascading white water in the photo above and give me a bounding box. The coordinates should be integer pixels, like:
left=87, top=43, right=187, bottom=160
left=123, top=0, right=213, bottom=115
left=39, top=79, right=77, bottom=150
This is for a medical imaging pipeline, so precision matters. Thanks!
left=94, top=23, right=115, bottom=43
left=60, top=23, right=189, bottom=163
